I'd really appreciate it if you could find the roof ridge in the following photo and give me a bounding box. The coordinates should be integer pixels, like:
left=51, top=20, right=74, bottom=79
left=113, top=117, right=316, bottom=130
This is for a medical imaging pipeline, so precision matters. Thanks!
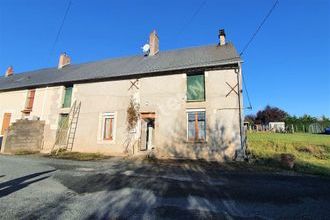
left=3, top=43, right=234, bottom=77
left=70, top=43, right=227, bottom=67
left=0, top=43, right=240, bottom=91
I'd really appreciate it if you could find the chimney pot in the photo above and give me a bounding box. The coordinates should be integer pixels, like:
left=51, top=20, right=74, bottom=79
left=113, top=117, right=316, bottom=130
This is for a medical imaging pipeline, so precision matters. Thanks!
left=218, top=29, right=226, bottom=46
left=58, top=53, right=71, bottom=69
left=149, top=30, right=159, bottom=56
left=5, top=66, right=14, bottom=77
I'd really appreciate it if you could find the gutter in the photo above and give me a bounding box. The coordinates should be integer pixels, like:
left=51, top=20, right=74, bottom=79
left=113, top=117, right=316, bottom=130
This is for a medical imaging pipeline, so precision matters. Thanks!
left=236, top=62, right=244, bottom=159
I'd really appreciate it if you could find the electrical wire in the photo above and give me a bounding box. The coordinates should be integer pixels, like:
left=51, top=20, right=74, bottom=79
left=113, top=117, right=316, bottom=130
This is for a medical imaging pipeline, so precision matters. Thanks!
left=240, top=0, right=279, bottom=56
left=51, top=0, right=72, bottom=53
left=242, top=72, right=253, bottom=110
left=177, top=0, right=207, bottom=36
left=238, top=0, right=280, bottom=111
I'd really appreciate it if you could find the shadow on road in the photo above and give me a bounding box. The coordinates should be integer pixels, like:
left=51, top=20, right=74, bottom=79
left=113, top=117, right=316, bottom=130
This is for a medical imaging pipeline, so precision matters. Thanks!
left=0, top=170, right=56, bottom=198
left=52, top=159, right=330, bottom=219
left=4, top=157, right=329, bottom=219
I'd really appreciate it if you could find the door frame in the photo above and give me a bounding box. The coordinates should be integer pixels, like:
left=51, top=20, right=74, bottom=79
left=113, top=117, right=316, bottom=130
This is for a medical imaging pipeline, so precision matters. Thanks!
left=140, top=112, right=156, bottom=151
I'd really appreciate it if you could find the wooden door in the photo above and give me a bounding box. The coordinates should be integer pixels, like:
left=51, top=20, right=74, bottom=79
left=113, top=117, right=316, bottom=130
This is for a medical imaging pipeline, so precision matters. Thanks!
left=1, top=113, right=11, bottom=135
left=140, top=120, right=147, bottom=151
left=56, top=114, right=69, bottom=145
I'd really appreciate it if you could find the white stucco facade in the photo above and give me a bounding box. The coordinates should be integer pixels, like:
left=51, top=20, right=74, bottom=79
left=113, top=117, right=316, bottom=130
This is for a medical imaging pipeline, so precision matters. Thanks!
left=0, top=67, right=244, bottom=161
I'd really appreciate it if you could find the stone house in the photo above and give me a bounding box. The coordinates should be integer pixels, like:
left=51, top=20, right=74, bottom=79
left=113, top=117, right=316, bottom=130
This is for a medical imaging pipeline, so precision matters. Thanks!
left=0, top=30, right=245, bottom=161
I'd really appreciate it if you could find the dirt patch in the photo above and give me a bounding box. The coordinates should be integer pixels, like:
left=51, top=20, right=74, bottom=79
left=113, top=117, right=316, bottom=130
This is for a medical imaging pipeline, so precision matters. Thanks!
left=295, top=145, right=327, bottom=159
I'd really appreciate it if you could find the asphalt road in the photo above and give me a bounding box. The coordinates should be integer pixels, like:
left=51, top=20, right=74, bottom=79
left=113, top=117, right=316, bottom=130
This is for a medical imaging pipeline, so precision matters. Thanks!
left=0, top=155, right=329, bottom=219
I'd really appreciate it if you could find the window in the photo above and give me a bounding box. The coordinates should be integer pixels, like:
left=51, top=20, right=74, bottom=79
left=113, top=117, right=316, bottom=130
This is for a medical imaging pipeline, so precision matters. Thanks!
left=186, top=73, right=205, bottom=101
left=22, top=89, right=35, bottom=115
left=102, top=113, right=115, bottom=141
left=187, top=110, right=206, bottom=142
left=62, top=86, right=73, bottom=108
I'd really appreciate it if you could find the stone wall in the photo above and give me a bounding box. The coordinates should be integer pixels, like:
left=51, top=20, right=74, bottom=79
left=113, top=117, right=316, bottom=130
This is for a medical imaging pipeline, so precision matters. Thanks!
left=1, top=119, right=45, bottom=153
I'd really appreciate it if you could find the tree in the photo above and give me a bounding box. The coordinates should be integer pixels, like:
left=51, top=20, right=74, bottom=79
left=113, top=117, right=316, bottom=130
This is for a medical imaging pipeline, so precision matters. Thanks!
left=255, top=105, right=288, bottom=125
left=284, top=115, right=298, bottom=125
left=245, top=114, right=256, bottom=125
left=300, top=114, right=317, bottom=125
left=320, top=115, right=330, bottom=122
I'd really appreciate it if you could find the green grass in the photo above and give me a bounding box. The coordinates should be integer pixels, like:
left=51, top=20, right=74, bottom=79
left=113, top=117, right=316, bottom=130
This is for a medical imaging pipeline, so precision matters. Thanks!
left=247, top=132, right=330, bottom=175
left=13, top=150, right=40, bottom=155
left=47, top=151, right=112, bottom=161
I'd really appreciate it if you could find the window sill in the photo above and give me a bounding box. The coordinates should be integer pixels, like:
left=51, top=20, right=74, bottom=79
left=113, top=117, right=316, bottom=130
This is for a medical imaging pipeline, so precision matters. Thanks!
left=21, top=108, right=32, bottom=113
left=186, top=100, right=206, bottom=103
left=186, top=141, right=207, bottom=144
left=59, top=107, right=70, bottom=114
left=97, top=139, right=116, bottom=144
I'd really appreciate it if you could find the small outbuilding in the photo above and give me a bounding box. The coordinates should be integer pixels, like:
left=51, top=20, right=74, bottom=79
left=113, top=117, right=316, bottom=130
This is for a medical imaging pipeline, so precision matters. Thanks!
left=269, top=122, right=285, bottom=132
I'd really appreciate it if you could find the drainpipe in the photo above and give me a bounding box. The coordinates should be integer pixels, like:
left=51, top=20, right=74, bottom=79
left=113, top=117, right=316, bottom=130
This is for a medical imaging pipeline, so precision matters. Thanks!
left=235, top=62, right=246, bottom=160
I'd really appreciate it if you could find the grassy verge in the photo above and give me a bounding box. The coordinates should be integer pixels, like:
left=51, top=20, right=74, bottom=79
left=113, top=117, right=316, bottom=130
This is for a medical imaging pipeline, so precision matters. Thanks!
left=247, top=132, right=330, bottom=176
left=47, top=151, right=112, bottom=161
left=13, top=150, right=40, bottom=155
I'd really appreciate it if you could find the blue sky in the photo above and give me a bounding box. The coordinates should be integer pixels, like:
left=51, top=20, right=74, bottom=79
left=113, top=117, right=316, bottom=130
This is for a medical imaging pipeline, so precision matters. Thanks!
left=0, top=0, right=329, bottom=117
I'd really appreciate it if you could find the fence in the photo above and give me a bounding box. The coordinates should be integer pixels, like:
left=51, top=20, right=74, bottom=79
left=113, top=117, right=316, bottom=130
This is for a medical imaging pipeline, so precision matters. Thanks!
left=245, top=122, right=330, bottom=134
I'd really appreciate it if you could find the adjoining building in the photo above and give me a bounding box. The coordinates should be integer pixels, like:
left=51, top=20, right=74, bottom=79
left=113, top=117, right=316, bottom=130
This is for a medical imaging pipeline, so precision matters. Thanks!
left=0, top=30, right=245, bottom=161
left=269, top=122, right=285, bottom=132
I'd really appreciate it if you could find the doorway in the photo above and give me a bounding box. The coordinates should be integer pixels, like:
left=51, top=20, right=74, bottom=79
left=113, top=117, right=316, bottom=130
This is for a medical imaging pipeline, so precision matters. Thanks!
left=140, top=112, right=155, bottom=151
left=55, top=114, right=69, bottom=145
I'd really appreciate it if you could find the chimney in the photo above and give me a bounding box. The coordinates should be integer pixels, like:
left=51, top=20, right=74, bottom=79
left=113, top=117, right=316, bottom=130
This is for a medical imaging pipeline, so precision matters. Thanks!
left=5, top=66, right=14, bottom=77
left=149, top=30, right=159, bottom=56
left=218, top=29, right=226, bottom=46
left=58, top=53, right=71, bottom=69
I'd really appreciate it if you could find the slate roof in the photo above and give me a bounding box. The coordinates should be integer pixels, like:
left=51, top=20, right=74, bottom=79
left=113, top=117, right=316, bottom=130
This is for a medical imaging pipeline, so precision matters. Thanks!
left=0, top=43, right=241, bottom=91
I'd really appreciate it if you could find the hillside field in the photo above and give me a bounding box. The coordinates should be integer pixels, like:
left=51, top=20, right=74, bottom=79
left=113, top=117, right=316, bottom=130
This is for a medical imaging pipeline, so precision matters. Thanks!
left=247, top=132, right=330, bottom=175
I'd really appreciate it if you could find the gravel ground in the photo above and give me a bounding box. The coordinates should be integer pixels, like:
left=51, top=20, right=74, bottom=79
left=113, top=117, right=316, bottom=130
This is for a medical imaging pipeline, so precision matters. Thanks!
left=0, top=154, right=329, bottom=219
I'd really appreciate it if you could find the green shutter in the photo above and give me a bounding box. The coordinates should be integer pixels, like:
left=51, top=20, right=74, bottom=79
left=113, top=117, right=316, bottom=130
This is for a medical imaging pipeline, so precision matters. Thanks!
left=187, top=73, right=205, bottom=101
left=63, top=87, right=72, bottom=108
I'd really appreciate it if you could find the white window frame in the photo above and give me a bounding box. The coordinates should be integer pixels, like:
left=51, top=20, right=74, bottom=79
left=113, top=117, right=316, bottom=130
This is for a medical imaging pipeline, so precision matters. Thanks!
left=98, top=112, right=116, bottom=143
left=186, top=109, right=206, bottom=142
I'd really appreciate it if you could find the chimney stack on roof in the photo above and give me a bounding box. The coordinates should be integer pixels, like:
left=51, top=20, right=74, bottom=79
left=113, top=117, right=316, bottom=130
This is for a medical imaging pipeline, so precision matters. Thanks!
left=58, top=53, right=71, bottom=69
left=149, top=30, right=159, bottom=56
left=5, top=66, right=14, bottom=77
left=218, top=29, right=226, bottom=46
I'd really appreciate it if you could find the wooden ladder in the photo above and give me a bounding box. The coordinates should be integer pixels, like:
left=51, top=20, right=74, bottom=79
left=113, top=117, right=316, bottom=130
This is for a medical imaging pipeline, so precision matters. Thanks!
left=51, top=101, right=81, bottom=154
left=66, top=101, right=81, bottom=151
